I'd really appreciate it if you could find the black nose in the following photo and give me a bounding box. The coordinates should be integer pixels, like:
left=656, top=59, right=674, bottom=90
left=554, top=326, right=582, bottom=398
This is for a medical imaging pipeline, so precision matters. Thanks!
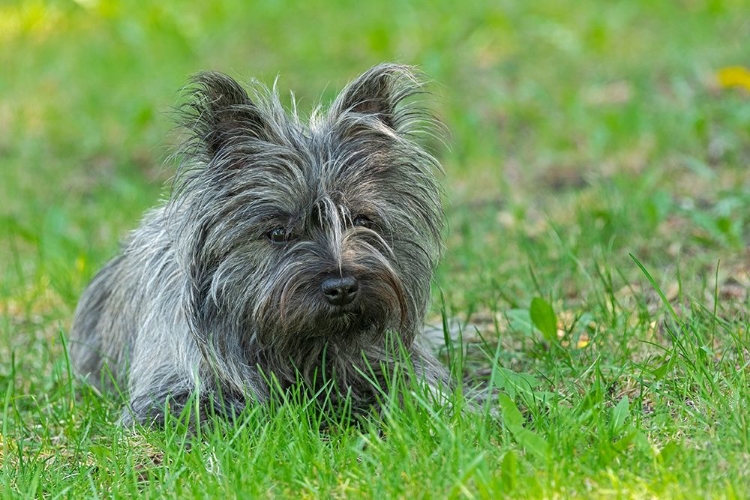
left=321, top=276, right=359, bottom=306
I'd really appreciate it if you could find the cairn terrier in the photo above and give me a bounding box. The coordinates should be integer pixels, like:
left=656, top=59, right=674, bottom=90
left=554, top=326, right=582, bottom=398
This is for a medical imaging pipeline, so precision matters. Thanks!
left=69, top=63, right=450, bottom=425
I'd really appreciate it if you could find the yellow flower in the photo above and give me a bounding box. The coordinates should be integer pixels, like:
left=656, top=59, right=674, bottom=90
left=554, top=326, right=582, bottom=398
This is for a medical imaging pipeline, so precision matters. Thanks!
left=717, top=66, right=750, bottom=91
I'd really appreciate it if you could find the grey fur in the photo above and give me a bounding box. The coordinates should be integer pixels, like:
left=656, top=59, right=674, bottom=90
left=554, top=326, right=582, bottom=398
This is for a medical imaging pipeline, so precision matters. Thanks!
left=69, top=64, right=450, bottom=425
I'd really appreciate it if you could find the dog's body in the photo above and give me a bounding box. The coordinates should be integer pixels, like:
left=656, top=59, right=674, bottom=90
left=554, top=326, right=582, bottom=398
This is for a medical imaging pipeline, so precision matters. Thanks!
left=69, top=64, right=449, bottom=424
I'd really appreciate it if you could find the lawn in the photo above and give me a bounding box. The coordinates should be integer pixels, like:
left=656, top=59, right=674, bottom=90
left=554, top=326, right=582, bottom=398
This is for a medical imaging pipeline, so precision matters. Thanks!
left=1, top=0, right=749, bottom=497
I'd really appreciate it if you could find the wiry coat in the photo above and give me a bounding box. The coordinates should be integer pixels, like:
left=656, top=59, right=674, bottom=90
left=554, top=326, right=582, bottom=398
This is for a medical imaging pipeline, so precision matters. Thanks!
left=69, top=64, right=449, bottom=424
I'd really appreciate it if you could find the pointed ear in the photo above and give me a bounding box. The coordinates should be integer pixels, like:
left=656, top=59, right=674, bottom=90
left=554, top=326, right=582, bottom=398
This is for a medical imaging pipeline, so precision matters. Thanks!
left=329, top=64, right=425, bottom=132
left=180, top=71, right=276, bottom=159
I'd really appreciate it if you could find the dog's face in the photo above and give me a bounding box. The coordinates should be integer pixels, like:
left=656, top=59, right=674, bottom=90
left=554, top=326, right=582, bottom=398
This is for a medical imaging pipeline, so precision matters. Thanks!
left=171, top=65, right=442, bottom=363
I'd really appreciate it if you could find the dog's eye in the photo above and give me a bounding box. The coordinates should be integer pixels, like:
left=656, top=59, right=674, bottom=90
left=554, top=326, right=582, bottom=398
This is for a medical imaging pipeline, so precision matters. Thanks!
left=353, top=215, right=374, bottom=229
left=267, top=227, right=289, bottom=244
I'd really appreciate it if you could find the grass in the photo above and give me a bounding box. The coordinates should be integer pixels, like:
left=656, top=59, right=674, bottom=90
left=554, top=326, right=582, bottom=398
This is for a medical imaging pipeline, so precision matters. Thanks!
left=1, top=0, right=749, bottom=497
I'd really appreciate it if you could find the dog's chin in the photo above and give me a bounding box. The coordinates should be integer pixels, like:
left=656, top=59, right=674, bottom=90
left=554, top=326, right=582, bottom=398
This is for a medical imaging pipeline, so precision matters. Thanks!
left=309, top=307, right=382, bottom=340
left=278, top=304, right=392, bottom=345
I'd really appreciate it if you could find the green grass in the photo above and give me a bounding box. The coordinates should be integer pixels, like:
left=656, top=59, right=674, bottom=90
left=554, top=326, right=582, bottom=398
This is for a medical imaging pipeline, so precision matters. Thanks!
left=2, top=0, right=749, bottom=497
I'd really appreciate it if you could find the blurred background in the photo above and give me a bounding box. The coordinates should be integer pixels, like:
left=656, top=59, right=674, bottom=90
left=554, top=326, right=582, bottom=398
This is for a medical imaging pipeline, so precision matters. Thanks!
left=1, top=0, right=748, bottom=341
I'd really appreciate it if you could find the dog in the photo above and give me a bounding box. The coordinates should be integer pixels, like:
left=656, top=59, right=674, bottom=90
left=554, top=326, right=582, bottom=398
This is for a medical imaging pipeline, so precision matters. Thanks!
left=69, top=63, right=450, bottom=425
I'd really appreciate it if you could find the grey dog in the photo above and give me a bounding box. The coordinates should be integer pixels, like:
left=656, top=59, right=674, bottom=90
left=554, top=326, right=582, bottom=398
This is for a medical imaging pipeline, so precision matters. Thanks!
left=69, top=63, right=450, bottom=425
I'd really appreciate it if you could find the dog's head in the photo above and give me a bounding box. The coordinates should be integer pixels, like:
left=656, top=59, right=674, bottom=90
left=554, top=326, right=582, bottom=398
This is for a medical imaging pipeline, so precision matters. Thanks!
left=170, top=65, right=443, bottom=375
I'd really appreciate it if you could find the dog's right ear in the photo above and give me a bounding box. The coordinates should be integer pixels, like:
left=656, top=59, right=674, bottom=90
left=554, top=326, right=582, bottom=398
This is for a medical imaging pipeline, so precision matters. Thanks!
left=180, top=72, right=277, bottom=160
left=329, top=63, right=425, bottom=134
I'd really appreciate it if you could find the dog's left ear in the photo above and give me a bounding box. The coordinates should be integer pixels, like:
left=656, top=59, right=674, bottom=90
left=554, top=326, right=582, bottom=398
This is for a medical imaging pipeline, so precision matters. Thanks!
left=330, top=63, right=424, bottom=132
left=178, top=71, right=284, bottom=164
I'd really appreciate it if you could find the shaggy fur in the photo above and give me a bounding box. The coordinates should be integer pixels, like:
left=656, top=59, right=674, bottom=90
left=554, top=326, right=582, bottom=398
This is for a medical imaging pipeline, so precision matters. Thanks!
left=69, top=64, right=449, bottom=425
